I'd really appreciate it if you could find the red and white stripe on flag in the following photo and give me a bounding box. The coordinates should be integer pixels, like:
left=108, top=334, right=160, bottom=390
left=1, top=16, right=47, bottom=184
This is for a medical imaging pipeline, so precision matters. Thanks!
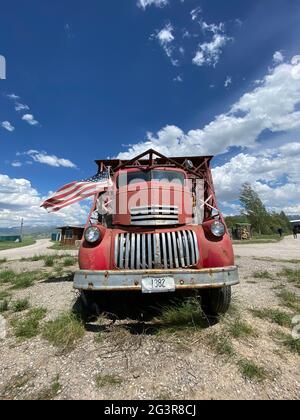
left=41, top=175, right=112, bottom=213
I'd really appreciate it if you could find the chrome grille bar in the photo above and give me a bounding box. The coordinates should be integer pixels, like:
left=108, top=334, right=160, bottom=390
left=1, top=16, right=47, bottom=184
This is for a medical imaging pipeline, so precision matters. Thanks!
left=115, top=230, right=199, bottom=270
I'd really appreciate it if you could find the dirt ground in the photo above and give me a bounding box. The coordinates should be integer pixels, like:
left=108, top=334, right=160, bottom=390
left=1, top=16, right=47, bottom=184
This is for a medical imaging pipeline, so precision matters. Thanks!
left=0, top=237, right=299, bottom=400
left=0, top=239, right=77, bottom=261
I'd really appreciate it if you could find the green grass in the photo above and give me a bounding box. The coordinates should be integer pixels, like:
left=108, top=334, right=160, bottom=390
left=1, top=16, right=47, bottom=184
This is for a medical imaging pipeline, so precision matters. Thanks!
left=274, top=331, right=300, bottom=355
left=255, top=257, right=300, bottom=264
left=226, top=318, right=257, bottom=339
left=0, top=290, right=11, bottom=300
left=48, top=242, right=78, bottom=251
left=20, top=255, right=45, bottom=262
left=233, top=234, right=283, bottom=245
left=3, top=371, right=36, bottom=398
left=0, top=237, right=36, bottom=250
left=44, top=256, right=55, bottom=267
left=279, top=268, right=300, bottom=286
left=63, top=257, right=76, bottom=267
left=237, top=358, right=267, bottom=382
left=277, top=289, right=300, bottom=311
left=1, top=269, right=41, bottom=289
left=12, top=298, right=30, bottom=313
left=42, top=312, right=85, bottom=353
left=12, top=307, right=47, bottom=339
left=251, top=308, right=292, bottom=328
left=253, top=271, right=273, bottom=280
left=0, top=258, right=7, bottom=264
left=32, top=375, right=62, bottom=400
left=10, top=271, right=40, bottom=290
left=95, top=373, right=123, bottom=388
left=0, top=270, right=15, bottom=284
left=0, top=298, right=9, bottom=313
left=206, top=333, right=236, bottom=358
left=157, top=299, right=207, bottom=332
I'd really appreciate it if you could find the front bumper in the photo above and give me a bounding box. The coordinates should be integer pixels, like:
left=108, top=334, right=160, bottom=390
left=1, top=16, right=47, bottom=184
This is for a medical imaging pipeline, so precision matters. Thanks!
left=73, top=266, right=239, bottom=292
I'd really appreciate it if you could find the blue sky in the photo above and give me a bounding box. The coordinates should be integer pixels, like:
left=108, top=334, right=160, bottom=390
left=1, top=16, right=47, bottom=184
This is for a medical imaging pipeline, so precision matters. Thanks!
left=1, top=0, right=300, bottom=227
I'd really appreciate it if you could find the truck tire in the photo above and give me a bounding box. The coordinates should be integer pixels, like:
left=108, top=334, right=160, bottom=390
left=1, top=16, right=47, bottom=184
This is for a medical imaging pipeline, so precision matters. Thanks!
left=73, top=291, right=100, bottom=322
left=201, top=286, right=232, bottom=317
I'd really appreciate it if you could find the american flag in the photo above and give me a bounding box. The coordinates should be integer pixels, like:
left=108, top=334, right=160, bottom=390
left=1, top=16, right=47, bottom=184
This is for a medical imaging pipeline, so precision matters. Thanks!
left=41, top=170, right=112, bottom=213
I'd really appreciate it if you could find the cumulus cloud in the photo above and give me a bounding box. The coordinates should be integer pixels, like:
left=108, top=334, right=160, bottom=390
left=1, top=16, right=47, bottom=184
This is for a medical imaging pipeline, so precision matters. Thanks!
left=137, top=0, right=168, bottom=9
left=273, top=50, right=284, bottom=64
left=117, top=55, right=300, bottom=214
left=118, top=55, right=300, bottom=158
left=0, top=173, right=89, bottom=228
left=22, top=114, right=39, bottom=126
left=213, top=143, right=300, bottom=214
left=1, top=121, right=15, bottom=132
left=24, top=150, right=77, bottom=168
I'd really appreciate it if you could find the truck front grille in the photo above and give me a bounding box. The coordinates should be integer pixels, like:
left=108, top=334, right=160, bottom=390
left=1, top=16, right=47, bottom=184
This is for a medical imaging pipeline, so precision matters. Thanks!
left=114, top=230, right=199, bottom=270
left=130, top=205, right=179, bottom=226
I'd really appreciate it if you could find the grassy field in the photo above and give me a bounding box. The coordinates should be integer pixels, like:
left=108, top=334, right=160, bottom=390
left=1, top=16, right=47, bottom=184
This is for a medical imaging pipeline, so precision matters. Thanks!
left=48, top=241, right=78, bottom=251
left=233, top=234, right=284, bottom=245
left=0, top=237, right=36, bottom=251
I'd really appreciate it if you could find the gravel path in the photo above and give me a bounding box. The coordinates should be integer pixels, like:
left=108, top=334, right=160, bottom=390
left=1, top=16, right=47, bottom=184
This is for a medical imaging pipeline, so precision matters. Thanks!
left=0, top=239, right=78, bottom=261
left=0, top=237, right=299, bottom=400
left=234, top=235, right=299, bottom=259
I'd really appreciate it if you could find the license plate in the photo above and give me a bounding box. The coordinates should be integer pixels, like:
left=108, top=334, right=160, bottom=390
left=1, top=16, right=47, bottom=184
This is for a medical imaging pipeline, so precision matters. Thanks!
left=141, top=277, right=176, bottom=294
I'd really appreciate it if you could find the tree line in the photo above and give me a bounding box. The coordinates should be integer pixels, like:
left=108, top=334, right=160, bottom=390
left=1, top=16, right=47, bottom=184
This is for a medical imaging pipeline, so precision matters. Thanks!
left=224, top=183, right=292, bottom=235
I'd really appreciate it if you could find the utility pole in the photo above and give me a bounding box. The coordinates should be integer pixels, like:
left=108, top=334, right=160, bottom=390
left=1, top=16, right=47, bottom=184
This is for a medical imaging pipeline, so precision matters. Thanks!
left=20, top=218, right=24, bottom=242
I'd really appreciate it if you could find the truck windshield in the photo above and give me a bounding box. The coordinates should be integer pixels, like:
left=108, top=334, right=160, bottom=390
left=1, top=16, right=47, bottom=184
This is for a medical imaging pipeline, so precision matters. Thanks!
left=117, top=170, right=185, bottom=188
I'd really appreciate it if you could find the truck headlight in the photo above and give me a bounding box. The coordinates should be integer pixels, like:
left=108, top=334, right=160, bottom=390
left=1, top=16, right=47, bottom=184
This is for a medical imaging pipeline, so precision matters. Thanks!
left=84, top=227, right=101, bottom=243
left=211, top=221, right=225, bottom=237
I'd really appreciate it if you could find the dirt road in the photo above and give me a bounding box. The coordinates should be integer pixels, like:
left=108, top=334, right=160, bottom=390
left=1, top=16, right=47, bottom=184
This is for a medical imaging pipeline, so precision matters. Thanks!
left=0, top=239, right=77, bottom=261
left=234, top=236, right=299, bottom=259
left=0, top=237, right=299, bottom=400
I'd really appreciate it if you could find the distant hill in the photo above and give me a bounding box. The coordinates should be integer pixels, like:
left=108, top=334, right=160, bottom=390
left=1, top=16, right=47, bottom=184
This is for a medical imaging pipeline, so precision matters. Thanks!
left=0, top=226, right=58, bottom=238
left=288, top=215, right=300, bottom=221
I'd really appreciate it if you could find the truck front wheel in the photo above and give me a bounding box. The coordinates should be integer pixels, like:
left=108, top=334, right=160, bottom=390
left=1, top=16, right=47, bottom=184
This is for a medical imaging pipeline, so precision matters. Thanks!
left=201, top=286, right=232, bottom=317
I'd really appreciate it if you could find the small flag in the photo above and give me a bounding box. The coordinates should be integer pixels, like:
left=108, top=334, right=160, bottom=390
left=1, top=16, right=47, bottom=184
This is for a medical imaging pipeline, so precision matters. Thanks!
left=41, top=170, right=112, bottom=213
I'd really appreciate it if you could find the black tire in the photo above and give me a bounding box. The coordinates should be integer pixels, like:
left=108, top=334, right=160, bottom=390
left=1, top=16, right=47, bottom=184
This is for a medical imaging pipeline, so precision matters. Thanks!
left=73, top=291, right=100, bottom=322
left=201, top=286, right=232, bottom=317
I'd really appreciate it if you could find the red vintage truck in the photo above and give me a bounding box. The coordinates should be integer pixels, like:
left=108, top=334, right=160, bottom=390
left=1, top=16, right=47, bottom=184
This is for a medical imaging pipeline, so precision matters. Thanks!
left=74, top=149, right=239, bottom=317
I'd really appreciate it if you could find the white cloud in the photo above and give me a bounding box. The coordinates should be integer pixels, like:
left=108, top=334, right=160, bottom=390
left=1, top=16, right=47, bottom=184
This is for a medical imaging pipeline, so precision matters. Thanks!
left=118, top=55, right=300, bottom=158
left=24, top=150, right=77, bottom=168
left=173, top=75, right=183, bottom=82
left=224, top=76, right=232, bottom=88
left=193, top=33, right=232, bottom=67
left=137, top=0, right=168, bottom=9
left=11, top=161, right=22, bottom=168
left=273, top=51, right=284, bottom=64
left=191, top=7, right=202, bottom=21
left=1, top=121, right=15, bottom=132
left=213, top=143, right=300, bottom=214
left=15, top=102, right=30, bottom=112
left=153, top=23, right=179, bottom=66
left=192, top=18, right=232, bottom=67
left=6, top=93, right=20, bottom=100
left=117, top=55, right=300, bottom=213
left=22, top=114, right=39, bottom=126
left=0, top=173, right=89, bottom=228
